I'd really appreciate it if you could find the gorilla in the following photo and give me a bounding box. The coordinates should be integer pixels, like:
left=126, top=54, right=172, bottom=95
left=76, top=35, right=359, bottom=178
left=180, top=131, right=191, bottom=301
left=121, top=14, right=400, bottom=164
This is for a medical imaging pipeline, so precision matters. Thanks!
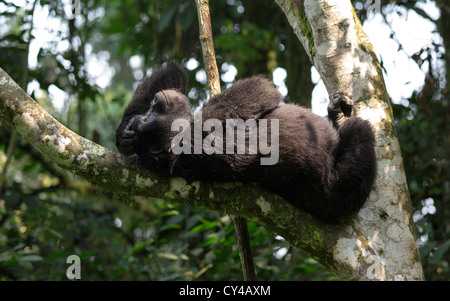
left=116, top=61, right=377, bottom=222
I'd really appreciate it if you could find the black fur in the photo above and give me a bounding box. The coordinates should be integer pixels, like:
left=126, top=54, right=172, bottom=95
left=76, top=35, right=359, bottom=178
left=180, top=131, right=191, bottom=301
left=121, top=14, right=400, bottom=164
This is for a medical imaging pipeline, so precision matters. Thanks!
left=116, top=62, right=377, bottom=222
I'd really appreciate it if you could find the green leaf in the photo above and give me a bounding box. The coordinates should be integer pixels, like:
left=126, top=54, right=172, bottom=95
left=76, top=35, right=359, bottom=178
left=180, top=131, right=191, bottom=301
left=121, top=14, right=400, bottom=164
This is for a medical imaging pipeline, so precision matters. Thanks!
left=79, top=251, right=96, bottom=259
left=133, top=242, right=146, bottom=253
left=18, top=259, right=33, bottom=270
left=162, top=210, right=180, bottom=216
left=165, top=213, right=185, bottom=226
left=416, top=219, right=434, bottom=239
left=198, top=235, right=217, bottom=248
left=160, top=224, right=181, bottom=232
left=190, top=221, right=218, bottom=233
left=0, top=251, right=13, bottom=262
left=0, top=235, right=7, bottom=245
left=45, top=251, right=68, bottom=261
left=429, top=240, right=450, bottom=264
left=19, top=255, right=43, bottom=262
left=158, top=252, right=179, bottom=260
left=158, top=1, right=180, bottom=32
left=419, top=242, right=436, bottom=259
left=13, top=243, right=26, bottom=251
left=47, top=228, right=63, bottom=239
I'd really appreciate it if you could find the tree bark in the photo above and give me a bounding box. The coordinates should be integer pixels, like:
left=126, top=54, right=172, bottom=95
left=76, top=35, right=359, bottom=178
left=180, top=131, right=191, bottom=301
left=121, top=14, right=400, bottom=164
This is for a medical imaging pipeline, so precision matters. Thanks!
left=195, top=0, right=221, bottom=97
left=0, top=0, right=425, bottom=280
left=275, top=0, right=424, bottom=280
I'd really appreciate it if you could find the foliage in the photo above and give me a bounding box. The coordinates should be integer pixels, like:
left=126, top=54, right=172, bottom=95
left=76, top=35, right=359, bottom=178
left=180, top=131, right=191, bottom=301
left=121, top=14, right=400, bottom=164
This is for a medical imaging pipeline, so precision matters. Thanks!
left=394, top=90, right=449, bottom=280
left=0, top=0, right=448, bottom=280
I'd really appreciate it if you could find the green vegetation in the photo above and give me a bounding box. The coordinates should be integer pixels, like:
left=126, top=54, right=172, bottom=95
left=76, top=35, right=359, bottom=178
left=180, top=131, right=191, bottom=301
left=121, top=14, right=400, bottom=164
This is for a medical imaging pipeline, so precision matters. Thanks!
left=0, top=0, right=448, bottom=280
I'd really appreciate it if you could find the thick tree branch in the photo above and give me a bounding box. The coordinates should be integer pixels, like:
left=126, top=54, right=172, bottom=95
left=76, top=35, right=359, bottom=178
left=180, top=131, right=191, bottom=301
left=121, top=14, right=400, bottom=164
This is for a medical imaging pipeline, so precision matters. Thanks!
left=0, top=67, right=343, bottom=275
left=275, top=0, right=424, bottom=280
left=0, top=0, right=425, bottom=280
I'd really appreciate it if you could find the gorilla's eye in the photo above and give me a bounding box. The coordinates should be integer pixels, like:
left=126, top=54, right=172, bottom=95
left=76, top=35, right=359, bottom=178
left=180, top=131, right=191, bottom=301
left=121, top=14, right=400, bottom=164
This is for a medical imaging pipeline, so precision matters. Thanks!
left=152, top=97, right=158, bottom=105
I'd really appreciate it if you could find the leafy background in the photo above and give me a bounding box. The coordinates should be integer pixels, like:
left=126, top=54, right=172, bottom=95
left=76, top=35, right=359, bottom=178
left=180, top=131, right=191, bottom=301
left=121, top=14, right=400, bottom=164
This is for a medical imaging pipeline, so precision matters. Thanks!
left=0, top=0, right=448, bottom=280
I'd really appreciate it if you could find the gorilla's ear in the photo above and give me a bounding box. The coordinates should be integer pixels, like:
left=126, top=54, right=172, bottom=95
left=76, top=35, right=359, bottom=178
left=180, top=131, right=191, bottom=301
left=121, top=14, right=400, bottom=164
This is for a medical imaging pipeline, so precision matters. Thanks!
left=138, top=61, right=189, bottom=98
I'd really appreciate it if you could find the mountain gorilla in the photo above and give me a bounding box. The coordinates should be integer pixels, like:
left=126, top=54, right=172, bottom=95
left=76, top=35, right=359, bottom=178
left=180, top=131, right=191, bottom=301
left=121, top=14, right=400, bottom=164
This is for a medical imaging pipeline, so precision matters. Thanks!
left=116, top=61, right=377, bottom=222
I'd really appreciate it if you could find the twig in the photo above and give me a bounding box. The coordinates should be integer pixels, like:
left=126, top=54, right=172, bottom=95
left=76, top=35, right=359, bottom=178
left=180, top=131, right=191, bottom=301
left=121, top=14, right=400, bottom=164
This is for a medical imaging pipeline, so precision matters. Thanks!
left=194, top=0, right=256, bottom=281
left=194, top=0, right=221, bottom=97
left=232, top=216, right=257, bottom=281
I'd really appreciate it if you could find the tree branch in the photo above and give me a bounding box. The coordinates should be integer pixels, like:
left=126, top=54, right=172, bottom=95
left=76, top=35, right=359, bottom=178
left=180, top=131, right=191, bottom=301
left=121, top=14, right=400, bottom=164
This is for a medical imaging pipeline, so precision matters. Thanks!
left=0, top=66, right=345, bottom=277
left=275, top=0, right=424, bottom=280
left=195, top=0, right=256, bottom=281
left=0, top=0, right=425, bottom=280
left=195, top=0, right=221, bottom=96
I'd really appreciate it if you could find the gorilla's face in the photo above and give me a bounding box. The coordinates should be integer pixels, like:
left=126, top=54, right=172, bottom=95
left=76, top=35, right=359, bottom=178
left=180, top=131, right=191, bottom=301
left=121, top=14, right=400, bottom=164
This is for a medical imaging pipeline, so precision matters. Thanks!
left=115, top=61, right=191, bottom=159
left=133, top=89, right=192, bottom=157
left=129, top=89, right=190, bottom=131
left=152, top=89, right=191, bottom=116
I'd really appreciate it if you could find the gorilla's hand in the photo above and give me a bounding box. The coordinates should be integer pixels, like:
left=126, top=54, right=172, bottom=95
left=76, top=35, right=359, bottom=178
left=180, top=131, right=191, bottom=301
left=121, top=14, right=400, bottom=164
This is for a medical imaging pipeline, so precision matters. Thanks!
left=327, top=93, right=354, bottom=128
left=117, top=116, right=140, bottom=156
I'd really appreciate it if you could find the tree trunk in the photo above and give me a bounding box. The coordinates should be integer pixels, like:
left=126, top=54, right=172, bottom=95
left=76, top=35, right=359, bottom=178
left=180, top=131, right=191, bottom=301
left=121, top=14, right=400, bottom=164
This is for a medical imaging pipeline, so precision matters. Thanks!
left=275, top=0, right=424, bottom=280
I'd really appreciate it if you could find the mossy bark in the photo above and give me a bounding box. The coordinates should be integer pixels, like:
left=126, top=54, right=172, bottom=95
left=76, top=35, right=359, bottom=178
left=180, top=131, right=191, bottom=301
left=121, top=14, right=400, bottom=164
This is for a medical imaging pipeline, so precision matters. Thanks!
left=0, top=0, right=424, bottom=281
left=275, top=0, right=424, bottom=280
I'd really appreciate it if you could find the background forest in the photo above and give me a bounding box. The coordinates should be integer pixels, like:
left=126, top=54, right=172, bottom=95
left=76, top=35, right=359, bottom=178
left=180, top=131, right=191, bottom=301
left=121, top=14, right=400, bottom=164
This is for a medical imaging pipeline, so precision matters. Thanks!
left=0, top=0, right=448, bottom=280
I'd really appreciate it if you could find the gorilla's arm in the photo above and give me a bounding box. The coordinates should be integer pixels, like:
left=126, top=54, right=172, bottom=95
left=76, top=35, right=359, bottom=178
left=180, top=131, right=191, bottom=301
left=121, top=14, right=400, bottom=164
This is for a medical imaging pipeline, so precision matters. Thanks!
left=115, top=61, right=189, bottom=155
left=201, top=76, right=282, bottom=121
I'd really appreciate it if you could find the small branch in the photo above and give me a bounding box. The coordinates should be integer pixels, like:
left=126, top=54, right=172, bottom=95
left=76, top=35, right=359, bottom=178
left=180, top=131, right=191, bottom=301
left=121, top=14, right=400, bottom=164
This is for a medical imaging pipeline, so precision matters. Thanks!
left=195, top=0, right=257, bottom=281
left=194, top=0, right=221, bottom=96
left=232, top=216, right=257, bottom=281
